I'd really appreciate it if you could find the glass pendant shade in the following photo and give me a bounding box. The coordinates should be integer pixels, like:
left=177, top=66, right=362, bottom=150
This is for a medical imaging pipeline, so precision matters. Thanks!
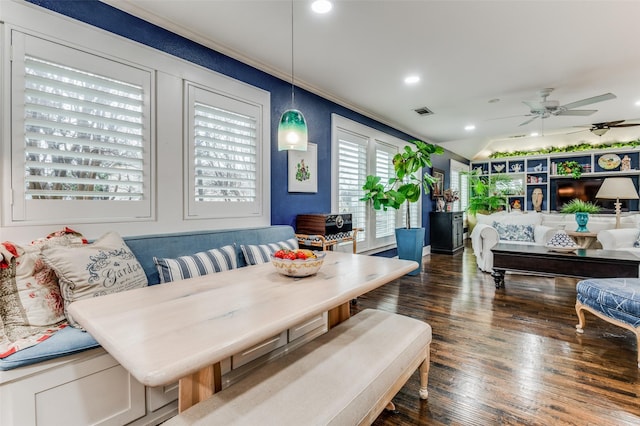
left=278, top=108, right=308, bottom=151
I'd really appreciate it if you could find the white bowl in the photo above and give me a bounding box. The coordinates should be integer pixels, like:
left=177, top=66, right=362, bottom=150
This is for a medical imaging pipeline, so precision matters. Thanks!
left=270, top=252, right=326, bottom=277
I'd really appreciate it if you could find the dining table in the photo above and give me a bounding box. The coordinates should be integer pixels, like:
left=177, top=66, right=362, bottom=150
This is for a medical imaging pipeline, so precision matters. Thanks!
left=68, top=251, right=418, bottom=412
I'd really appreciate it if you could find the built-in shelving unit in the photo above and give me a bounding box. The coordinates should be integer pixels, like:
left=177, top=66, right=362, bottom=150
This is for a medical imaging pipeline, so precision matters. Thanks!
left=471, top=148, right=640, bottom=212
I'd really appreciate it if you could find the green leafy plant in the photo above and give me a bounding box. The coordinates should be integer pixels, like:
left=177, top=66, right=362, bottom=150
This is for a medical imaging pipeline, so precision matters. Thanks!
left=557, top=160, right=583, bottom=179
left=489, top=139, right=640, bottom=159
left=559, top=198, right=602, bottom=214
left=464, top=170, right=510, bottom=215
left=360, top=140, right=444, bottom=229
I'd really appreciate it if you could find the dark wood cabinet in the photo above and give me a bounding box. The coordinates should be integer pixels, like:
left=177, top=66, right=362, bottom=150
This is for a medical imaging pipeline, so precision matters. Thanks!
left=430, top=211, right=464, bottom=254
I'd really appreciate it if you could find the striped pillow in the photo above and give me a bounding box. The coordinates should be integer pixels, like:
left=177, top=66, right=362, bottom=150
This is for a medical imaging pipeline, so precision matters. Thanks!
left=241, top=238, right=298, bottom=265
left=153, top=245, right=237, bottom=283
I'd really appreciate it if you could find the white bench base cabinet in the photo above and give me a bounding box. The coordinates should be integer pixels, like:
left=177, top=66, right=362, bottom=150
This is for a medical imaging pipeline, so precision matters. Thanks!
left=0, top=313, right=327, bottom=426
left=165, top=309, right=432, bottom=426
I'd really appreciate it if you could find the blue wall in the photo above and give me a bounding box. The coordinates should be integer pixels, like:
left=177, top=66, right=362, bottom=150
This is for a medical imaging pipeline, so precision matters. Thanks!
left=29, top=0, right=466, bottom=247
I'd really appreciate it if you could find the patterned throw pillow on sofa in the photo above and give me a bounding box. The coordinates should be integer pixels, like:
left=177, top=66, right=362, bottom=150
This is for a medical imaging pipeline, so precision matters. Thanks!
left=492, top=221, right=535, bottom=242
left=0, top=228, right=86, bottom=358
left=153, top=245, right=237, bottom=283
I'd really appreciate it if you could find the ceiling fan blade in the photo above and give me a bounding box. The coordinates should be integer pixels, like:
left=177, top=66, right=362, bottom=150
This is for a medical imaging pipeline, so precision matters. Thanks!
left=555, top=109, right=597, bottom=116
left=560, top=93, right=616, bottom=110
left=519, top=116, right=539, bottom=126
left=611, top=123, right=640, bottom=128
left=593, top=120, right=625, bottom=127
left=523, top=100, right=544, bottom=112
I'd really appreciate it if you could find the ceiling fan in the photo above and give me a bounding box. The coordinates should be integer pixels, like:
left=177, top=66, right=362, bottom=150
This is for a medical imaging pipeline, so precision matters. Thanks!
left=519, top=88, right=616, bottom=127
left=586, top=120, right=640, bottom=136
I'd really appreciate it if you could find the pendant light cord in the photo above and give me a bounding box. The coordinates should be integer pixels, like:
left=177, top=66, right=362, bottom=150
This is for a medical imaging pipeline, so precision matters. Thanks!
left=290, top=0, right=295, bottom=106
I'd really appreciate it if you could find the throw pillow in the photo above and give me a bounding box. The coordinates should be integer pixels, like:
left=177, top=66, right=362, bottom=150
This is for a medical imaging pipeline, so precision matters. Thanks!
left=241, top=238, right=298, bottom=265
left=153, top=245, right=237, bottom=283
left=492, top=221, right=535, bottom=242
left=42, top=231, right=148, bottom=328
left=0, top=227, right=86, bottom=358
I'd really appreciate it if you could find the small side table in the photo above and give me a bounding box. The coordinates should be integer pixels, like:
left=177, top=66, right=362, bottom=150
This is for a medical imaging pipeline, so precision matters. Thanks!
left=565, top=231, right=599, bottom=249
left=296, top=228, right=362, bottom=254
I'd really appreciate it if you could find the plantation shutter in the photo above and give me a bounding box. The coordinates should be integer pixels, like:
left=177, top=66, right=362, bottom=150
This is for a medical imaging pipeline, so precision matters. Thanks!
left=337, top=130, right=367, bottom=244
left=374, top=141, right=398, bottom=240
left=11, top=32, right=153, bottom=222
left=186, top=83, right=263, bottom=218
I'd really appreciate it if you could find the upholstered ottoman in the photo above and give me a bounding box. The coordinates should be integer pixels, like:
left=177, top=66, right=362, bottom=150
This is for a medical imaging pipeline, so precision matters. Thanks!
left=575, top=278, right=640, bottom=367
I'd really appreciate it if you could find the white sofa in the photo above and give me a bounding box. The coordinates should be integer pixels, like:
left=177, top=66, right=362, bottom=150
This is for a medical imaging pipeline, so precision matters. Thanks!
left=470, top=211, right=639, bottom=273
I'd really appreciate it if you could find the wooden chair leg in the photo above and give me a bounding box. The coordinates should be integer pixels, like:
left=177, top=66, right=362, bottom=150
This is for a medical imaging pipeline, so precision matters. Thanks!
left=419, top=347, right=430, bottom=399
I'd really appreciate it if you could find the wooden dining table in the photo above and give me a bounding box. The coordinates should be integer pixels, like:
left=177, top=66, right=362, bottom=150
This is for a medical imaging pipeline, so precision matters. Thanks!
left=68, top=251, right=418, bottom=412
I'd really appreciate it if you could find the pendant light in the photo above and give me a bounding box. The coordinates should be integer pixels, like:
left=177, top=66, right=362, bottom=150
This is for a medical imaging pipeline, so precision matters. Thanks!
left=278, top=0, right=308, bottom=151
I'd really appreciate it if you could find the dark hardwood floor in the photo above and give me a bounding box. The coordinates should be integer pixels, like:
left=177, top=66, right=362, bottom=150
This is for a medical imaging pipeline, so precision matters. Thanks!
left=360, top=243, right=640, bottom=426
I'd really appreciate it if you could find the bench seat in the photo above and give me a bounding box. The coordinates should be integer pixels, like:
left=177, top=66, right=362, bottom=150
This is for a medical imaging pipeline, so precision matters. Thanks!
left=165, top=309, right=432, bottom=425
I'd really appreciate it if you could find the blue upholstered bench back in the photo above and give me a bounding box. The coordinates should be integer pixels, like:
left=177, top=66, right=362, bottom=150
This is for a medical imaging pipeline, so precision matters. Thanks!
left=124, top=225, right=295, bottom=285
left=0, top=225, right=295, bottom=371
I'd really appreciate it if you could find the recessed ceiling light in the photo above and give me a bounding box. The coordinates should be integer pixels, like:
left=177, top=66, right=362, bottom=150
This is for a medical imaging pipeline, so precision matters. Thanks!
left=530, top=132, right=539, bottom=137
left=465, top=124, right=476, bottom=131
left=635, top=100, right=640, bottom=106
left=404, top=75, right=420, bottom=84
left=311, top=0, right=333, bottom=14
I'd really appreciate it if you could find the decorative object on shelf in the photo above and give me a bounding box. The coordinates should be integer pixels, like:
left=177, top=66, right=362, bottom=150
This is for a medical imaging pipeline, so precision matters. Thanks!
left=545, top=230, right=579, bottom=253
left=533, top=163, right=543, bottom=172
left=597, top=153, right=621, bottom=170
left=510, top=163, right=522, bottom=173
left=443, top=189, right=458, bottom=212
left=596, top=177, right=640, bottom=228
left=278, top=0, right=308, bottom=151
left=493, top=164, right=505, bottom=173
left=560, top=198, right=602, bottom=232
left=360, top=139, right=443, bottom=275
left=511, top=199, right=521, bottom=211
left=436, top=197, right=445, bottom=212
left=531, top=188, right=543, bottom=212
left=557, top=160, right=583, bottom=179
left=621, top=155, right=632, bottom=171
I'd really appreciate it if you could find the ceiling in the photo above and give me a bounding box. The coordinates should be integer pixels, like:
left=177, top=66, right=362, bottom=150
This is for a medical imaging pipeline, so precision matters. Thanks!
left=102, top=0, right=640, bottom=160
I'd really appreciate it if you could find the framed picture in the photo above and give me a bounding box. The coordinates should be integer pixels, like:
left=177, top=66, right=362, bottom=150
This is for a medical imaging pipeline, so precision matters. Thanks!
left=288, top=142, right=318, bottom=193
left=432, top=168, right=444, bottom=199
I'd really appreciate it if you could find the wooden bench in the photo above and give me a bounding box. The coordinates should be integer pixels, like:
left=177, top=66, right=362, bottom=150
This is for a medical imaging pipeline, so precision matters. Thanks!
left=165, top=309, right=432, bottom=425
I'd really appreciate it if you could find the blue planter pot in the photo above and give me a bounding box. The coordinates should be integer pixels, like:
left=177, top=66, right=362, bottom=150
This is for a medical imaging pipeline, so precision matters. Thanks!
left=575, top=212, right=590, bottom=232
left=395, top=227, right=425, bottom=276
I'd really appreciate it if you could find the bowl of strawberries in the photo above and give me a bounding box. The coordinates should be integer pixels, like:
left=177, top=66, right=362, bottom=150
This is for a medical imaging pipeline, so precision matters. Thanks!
left=270, top=249, right=326, bottom=277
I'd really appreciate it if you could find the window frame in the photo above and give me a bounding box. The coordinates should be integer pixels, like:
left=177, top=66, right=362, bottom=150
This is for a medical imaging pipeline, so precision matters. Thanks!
left=331, top=114, right=420, bottom=253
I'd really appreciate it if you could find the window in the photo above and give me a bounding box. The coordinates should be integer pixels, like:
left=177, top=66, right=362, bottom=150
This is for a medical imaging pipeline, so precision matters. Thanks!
left=10, top=32, right=153, bottom=222
left=450, top=159, right=470, bottom=223
left=184, top=82, right=268, bottom=219
left=332, top=115, right=419, bottom=252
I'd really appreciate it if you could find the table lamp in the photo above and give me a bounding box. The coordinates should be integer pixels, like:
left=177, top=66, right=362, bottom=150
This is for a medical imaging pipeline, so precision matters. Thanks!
left=595, top=177, right=639, bottom=228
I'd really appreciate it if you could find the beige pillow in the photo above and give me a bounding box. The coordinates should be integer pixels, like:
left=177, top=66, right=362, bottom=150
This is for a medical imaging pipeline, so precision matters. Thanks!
left=0, top=228, right=86, bottom=358
left=42, top=232, right=148, bottom=328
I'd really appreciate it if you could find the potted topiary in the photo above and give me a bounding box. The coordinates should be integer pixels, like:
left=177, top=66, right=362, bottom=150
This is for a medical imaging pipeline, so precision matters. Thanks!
left=560, top=198, right=601, bottom=232
left=361, top=140, right=443, bottom=275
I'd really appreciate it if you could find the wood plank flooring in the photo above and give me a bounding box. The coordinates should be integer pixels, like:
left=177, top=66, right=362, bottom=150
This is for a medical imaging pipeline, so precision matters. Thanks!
left=360, top=244, right=640, bottom=425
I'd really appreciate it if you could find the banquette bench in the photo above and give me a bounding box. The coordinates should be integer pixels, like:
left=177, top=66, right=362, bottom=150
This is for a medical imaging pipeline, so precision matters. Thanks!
left=165, top=309, right=432, bottom=426
left=1, top=225, right=332, bottom=426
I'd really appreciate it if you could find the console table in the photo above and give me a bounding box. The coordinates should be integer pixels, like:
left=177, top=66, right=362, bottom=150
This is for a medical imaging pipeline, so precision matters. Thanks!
left=68, top=252, right=418, bottom=412
left=429, top=211, right=464, bottom=254
left=296, top=228, right=362, bottom=253
left=491, top=243, right=640, bottom=288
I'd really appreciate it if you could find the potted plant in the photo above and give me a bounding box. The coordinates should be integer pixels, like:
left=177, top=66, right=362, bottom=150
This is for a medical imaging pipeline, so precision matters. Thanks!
left=464, top=170, right=510, bottom=232
left=558, top=160, right=583, bottom=179
left=361, top=140, right=443, bottom=275
left=560, top=198, right=601, bottom=232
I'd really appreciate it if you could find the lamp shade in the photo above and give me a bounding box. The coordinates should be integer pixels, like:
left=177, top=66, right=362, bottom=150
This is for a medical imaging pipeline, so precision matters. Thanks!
left=278, top=109, right=308, bottom=151
left=595, top=177, right=639, bottom=200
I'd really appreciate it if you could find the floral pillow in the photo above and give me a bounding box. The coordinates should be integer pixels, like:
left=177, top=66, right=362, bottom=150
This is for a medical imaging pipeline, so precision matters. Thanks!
left=0, top=228, right=86, bottom=358
left=492, top=221, right=535, bottom=242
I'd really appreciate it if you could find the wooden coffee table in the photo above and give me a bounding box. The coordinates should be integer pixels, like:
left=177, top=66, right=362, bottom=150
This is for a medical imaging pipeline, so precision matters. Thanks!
left=491, top=243, right=640, bottom=288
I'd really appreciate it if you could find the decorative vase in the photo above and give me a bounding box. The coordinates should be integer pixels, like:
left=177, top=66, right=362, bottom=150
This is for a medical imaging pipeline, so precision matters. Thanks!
left=575, top=212, right=590, bottom=232
left=395, top=227, right=425, bottom=276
